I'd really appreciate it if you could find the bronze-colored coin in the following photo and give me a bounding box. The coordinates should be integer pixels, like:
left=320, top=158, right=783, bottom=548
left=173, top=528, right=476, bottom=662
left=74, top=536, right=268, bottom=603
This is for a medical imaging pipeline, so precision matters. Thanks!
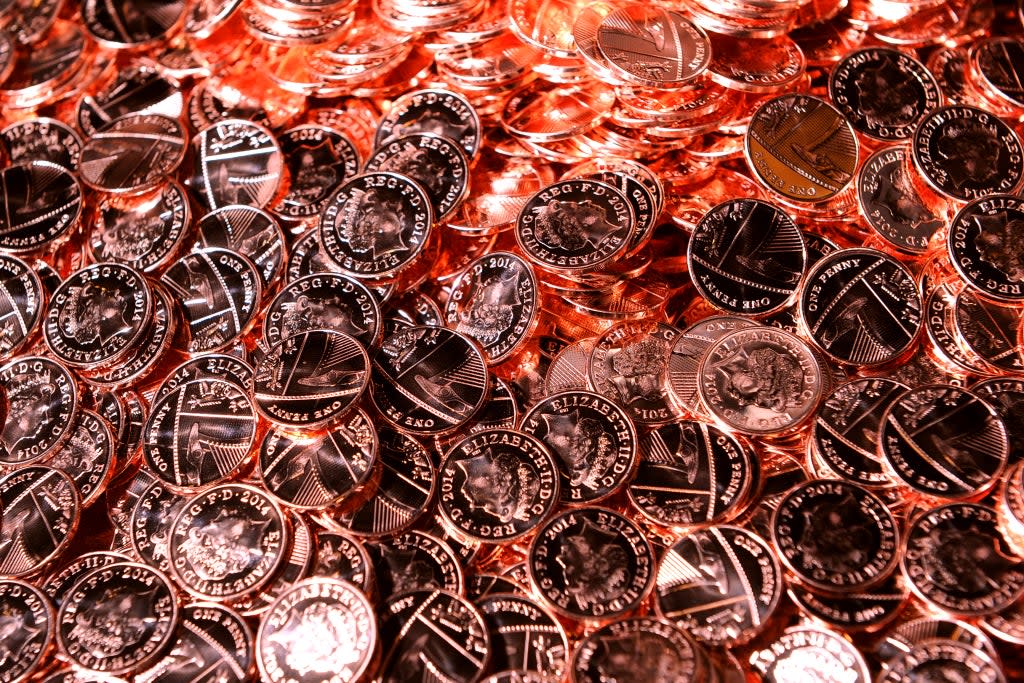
left=912, top=105, right=1024, bottom=201
left=0, top=161, right=82, bottom=253
left=878, top=640, right=1005, bottom=683
left=258, top=409, right=377, bottom=510
left=595, top=5, right=710, bottom=88
left=256, top=577, right=376, bottom=683
left=0, top=254, right=44, bottom=360
left=571, top=616, right=705, bottom=683
left=142, top=378, right=257, bottom=491
left=186, top=79, right=274, bottom=132
left=745, top=94, right=858, bottom=203
left=876, top=617, right=999, bottom=668
left=528, top=506, right=655, bottom=622
left=0, top=356, right=78, bottom=466
left=363, top=133, right=469, bottom=223
left=800, top=248, right=921, bottom=366
left=155, top=354, right=255, bottom=401
left=902, top=503, right=1024, bottom=616
left=563, top=158, right=662, bottom=254
left=973, top=378, right=1024, bottom=465
left=89, top=181, right=191, bottom=273
left=82, top=0, right=186, bottom=48
left=479, top=593, right=568, bottom=679
left=0, top=117, right=82, bottom=171
left=184, top=0, right=243, bottom=38
left=749, top=627, right=870, bottom=683
left=161, top=248, right=262, bottom=353
left=788, top=573, right=907, bottom=633
left=230, top=510, right=315, bottom=618
left=319, top=172, right=433, bottom=281
left=630, top=419, right=753, bottom=529
left=311, top=530, right=373, bottom=593
left=438, top=427, right=559, bottom=543
left=983, top=596, right=1024, bottom=645
left=44, top=409, right=114, bottom=508
left=953, top=288, right=1024, bottom=374
left=79, top=114, right=187, bottom=195
left=187, top=119, right=283, bottom=213
left=970, top=37, right=1024, bottom=109
left=253, top=329, right=369, bottom=430
left=667, top=316, right=760, bottom=415
left=545, top=337, right=596, bottom=395
left=0, top=20, right=83, bottom=108
left=923, top=284, right=983, bottom=374
left=948, top=194, right=1024, bottom=303
left=286, top=229, right=343, bottom=282
left=168, top=483, right=290, bottom=601
left=371, top=325, right=488, bottom=435
left=77, top=65, right=184, bottom=138
left=273, top=124, right=360, bottom=219
left=264, top=273, right=381, bottom=349
left=0, top=465, right=79, bottom=577
left=0, top=578, right=54, bottom=682
left=707, top=32, right=805, bottom=94
left=0, top=0, right=60, bottom=45
left=857, top=146, right=945, bottom=255
left=368, top=530, right=462, bottom=600
left=130, top=479, right=188, bottom=575
left=44, top=551, right=128, bottom=608
left=56, top=561, right=179, bottom=675
left=376, top=88, right=482, bottom=159
left=193, top=205, right=286, bottom=288
left=501, top=79, right=616, bottom=142
left=881, top=384, right=1008, bottom=500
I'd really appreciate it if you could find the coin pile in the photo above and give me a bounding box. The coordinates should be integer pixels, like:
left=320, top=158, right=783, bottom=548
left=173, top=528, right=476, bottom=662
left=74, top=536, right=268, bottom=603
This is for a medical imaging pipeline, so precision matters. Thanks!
left=1, top=0, right=1024, bottom=682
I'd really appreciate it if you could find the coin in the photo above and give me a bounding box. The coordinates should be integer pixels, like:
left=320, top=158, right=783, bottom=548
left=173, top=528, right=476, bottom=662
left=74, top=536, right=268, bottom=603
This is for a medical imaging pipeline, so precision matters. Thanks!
left=89, top=181, right=191, bottom=273
left=0, top=356, right=79, bottom=466
left=948, top=194, right=1024, bottom=303
left=376, top=88, right=482, bottom=159
left=82, top=0, right=186, bottom=48
left=479, top=593, right=568, bottom=679
left=970, top=37, right=1024, bottom=109
left=749, top=627, right=870, bottom=683
left=273, top=124, right=360, bottom=219
left=876, top=617, right=999, bottom=667
left=231, top=510, right=315, bottom=618
left=788, top=573, right=907, bottom=633
left=187, top=79, right=274, bottom=131
left=667, top=316, right=760, bottom=415
left=311, top=530, right=373, bottom=593
left=188, top=119, right=284, bottom=213
left=953, top=289, right=1024, bottom=374
left=265, top=273, right=381, bottom=349
left=571, top=617, right=705, bottom=683
left=79, top=114, right=186, bottom=195
left=0, top=161, right=82, bottom=253
left=77, top=65, right=184, bottom=137
left=707, top=32, right=805, bottom=94
left=501, top=79, right=616, bottom=142
left=0, top=578, right=53, bottom=683
left=878, top=640, right=1005, bottom=683
left=363, top=133, right=469, bottom=223
left=130, top=479, right=187, bottom=575
left=155, top=353, right=255, bottom=401
left=44, top=551, right=128, bottom=608
left=0, top=117, right=82, bottom=171
left=594, top=6, right=710, bottom=88
left=368, top=529, right=462, bottom=600
left=0, top=465, right=79, bottom=577
left=973, top=378, right=1024, bottom=465
left=44, top=409, right=114, bottom=508
left=0, top=254, right=44, bottom=360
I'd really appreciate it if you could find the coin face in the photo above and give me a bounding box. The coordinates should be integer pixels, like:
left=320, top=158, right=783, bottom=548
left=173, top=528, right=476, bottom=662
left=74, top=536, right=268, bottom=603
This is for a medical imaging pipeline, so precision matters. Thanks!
left=156, top=353, right=255, bottom=401
left=595, top=6, right=710, bottom=87
left=371, top=326, right=488, bottom=435
left=971, top=37, right=1024, bottom=109
left=1, top=117, right=82, bottom=171
left=749, top=628, right=870, bottom=683
left=0, top=466, right=79, bottom=577
left=516, top=179, right=633, bottom=272
left=320, top=172, right=433, bottom=280
left=130, top=479, right=187, bottom=575
left=746, top=94, right=858, bottom=202
left=368, top=530, right=463, bottom=600
left=954, top=289, right=1024, bottom=374
left=45, top=409, right=114, bottom=507
left=264, top=273, right=381, bottom=349
left=193, top=204, right=285, bottom=288
left=311, top=530, right=373, bottom=593
left=253, top=329, right=369, bottom=429
left=857, top=146, right=945, bottom=255
left=788, top=573, right=907, bottom=633
left=90, top=181, right=191, bottom=272
left=364, top=133, right=469, bottom=223
left=0, top=579, right=53, bottom=683
left=77, top=65, right=184, bottom=137
left=501, top=79, right=615, bottom=142
left=44, top=551, right=127, bottom=608
left=572, top=617, right=704, bottom=683
left=479, top=593, right=569, bottom=679
left=273, top=124, right=359, bottom=219
left=0, top=356, right=78, bottom=466
left=707, top=32, right=805, bottom=94
left=230, top=510, right=314, bottom=618
left=82, top=0, right=185, bottom=48
left=169, top=483, right=290, bottom=601
left=973, top=378, right=1024, bottom=465
left=667, top=316, right=759, bottom=414
left=377, top=88, right=482, bottom=159
left=79, top=114, right=186, bottom=194
left=878, top=640, right=1005, bottom=683
left=912, top=105, right=1024, bottom=201
left=0, top=161, right=82, bottom=253
left=257, top=578, right=376, bottom=683
left=0, top=254, right=43, bottom=360
left=948, top=194, right=1024, bottom=303
left=188, top=119, right=283, bottom=213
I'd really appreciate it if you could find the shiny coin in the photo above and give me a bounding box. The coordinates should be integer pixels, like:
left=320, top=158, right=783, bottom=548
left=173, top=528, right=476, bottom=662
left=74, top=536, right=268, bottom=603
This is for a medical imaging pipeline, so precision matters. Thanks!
left=188, top=119, right=283, bottom=213
left=168, top=483, right=290, bottom=601
left=973, top=377, right=1024, bottom=465
left=953, top=289, right=1024, bottom=374
left=142, top=379, right=257, bottom=491
left=44, top=551, right=127, bottom=608
left=595, top=5, right=710, bottom=88
left=0, top=117, right=82, bottom=171
left=0, top=161, right=82, bottom=253
left=0, top=356, right=78, bottom=466
left=0, top=578, right=53, bottom=681
left=230, top=510, right=314, bottom=618
left=0, top=466, right=78, bottom=577
left=194, top=205, right=286, bottom=288
left=948, top=194, right=1024, bottom=303
left=970, top=37, right=1024, bottom=110
left=256, top=577, right=376, bottom=683
left=749, top=627, right=870, bottom=683
left=368, top=530, right=462, bottom=600
left=478, top=593, right=568, bottom=679
left=130, top=479, right=187, bottom=575
left=79, top=114, right=186, bottom=195
left=264, top=273, right=381, bottom=349
left=501, top=79, right=616, bottom=142
left=89, top=181, right=191, bottom=273
left=156, top=354, right=254, bottom=401
left=0, top=21, right=83, bottom=108
left=878, top=639, right=1005, bottom=683
left=253, top=329, right=369, bottom=430
left=788, top=573, right=907, bottom=633
left=667, top=315, right=759, bottom=415
left=571, top=616, right=704, bottom=683
left=545, top=337, right=595, bottom=395
left=82, top=0, right=186, bottom=48
left=857, top=146, right=945, bottom=255
left=56, top=561, right=178, bottom=675
left=273, top=124, right=360, bottom=219
left=286, top=229, right=342, bottom=282
left=311, top=530, right=373, bottom=593
left=707, top=32, right=805, bottom=94
left=77, top=65, right=184, bottom=138
left=186, top=79, right=273, bottom=131
left=363, top=133, right=469, bottom=223
left=45, top=409, right=114, bottom=507
left=376, top=88, right=482, bottom=159
left=877, top=617, right=999, bottom=667
left=0, top=254, right=44, bottom=360
left=745, top=94, right=858, bottom=203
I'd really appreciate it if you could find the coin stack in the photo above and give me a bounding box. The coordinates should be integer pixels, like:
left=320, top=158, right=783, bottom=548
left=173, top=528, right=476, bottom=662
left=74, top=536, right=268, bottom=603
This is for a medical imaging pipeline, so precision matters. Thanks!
left=0, top=0, right=1024, bottom=682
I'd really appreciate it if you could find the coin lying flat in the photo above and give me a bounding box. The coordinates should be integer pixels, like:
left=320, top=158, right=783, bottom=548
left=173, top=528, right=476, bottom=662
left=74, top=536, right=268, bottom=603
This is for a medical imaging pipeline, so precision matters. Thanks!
left=188, top=119, right=284, bottom=213
left=0, top=161, right=82, bottom=253
left=264, top=273, right=381, bottom=349
left=595, top=5, right=711, bottom=88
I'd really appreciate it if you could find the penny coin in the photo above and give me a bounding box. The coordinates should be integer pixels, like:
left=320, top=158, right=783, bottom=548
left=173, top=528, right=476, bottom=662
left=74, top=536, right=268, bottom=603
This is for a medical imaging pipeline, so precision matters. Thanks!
left=184, top=0, right=243, bottom=39
left=155, top=354, right=255, bottom=401
left=970, top=37, right=1024, bottom=110
left=983, top=596, right=1024, bottom=645
left=259, top=409, right=377, bottom=510
left=948, top=194, right=1024, bottom=303
left=319, top=171, right=433, bottom=281
left=0, top=466, right=78, bottom=577
left=333, top=426, right=435, bottom=538
left=788, top=573, right=907, bottom=633
left=881, top=384, right=1008, bottom=500
left=667, top=316, right=760, bottom=415
left=1, top=0, right=60, bottom=45
left=57, top=561, right=178, bottom=675
left=521, top=391, right=636, bottom=505
left=444, top=251, right=538, bottom=365
left=168, top=483, right=290, bottom=601
left=878, top=640, right=1005, bottom=683
left=44, top=551, right=128, bottom=608
left=130, top=479, right=188, bottom=575
left=545, top=337, right=596, bottom=395
left=630, top=419, right=753, bottom=529
left=467, top=574, right=527, bottom=600
left=45, top=409, right=114, bottom=507
left=563, top=158, right=663, bottom=253
left=273, top=124, right=360, bottom=219
left=707, top=32, right=805, bottom=94
left=186, top=79, right=274, bottom=132
left=594, top=5, right=710, bottom=88
left=264, top=273, right=381, bottom=349
left=371, top=326, right=488, bottom=435
left=0, top=579, right=53, bottom=683
left=912, top=105, right=1024, bottom=201
left=0, top=20, right=83, bottom=108
left=923, top=284, right=983, bottom=374
left=194, top=205, right=286, bottom=288
left=812, top=378, right=907, bottom=487
left=516, top=179, right=633, bottom=273
left=89, top=181, right=191, bottom=273
left=257, top=577, right=376, bottom=683
left=77, top=65, right=184, bottom=138
left=135, top=601, right=253, bottom=683
left=902, top=503, right=1024, bottom=616
left=478, top=593, right=568, bottom=679
left=829, top=47, right=941, bottom=141
left=378, top=589, right=488, bottom=683
left=0, top=254, right=44, bottom=360
left=230, top=510, right=315, bottom=618
left=856, top=146, right=945, bottom=255
left=749, top=627, right=870, bottom=683
left=286, top=229, right=343, bottom=282
left=528, top=507, right=655, bottom=622
left=688, top=198, right=805, bottom=316
left=368, top=530, right=462, bottom=600
left=311, top=530, right=373, bottom=593
left=253, top=329, right=369, bottom=430
left=0, top=161, right=82, bottom=253
left=800, top=248, right=921, bottom=366
left=79, top=114, right=186, bottom=195
left=501, top=79, right=616, bottom=142
left=82, top=0, right=186, bottom=48
left=143, top=378, right=257, bottom=491
left=589, top=321, right=681, bottom=426
left=438, top=428, right=559, bottom=543
left=161, top=248, right=262, bottom=353
left=376, top=88, right=482, bottom=159
left=0, top=356, right=78, bottom=466
left=571, top=617, right=705, bottom=683
left=973, top=378, right=1024, bottom=465
left=953, top=289, right=1024, bottom=374
left=876, top=617, right=999, bottom=667
left=188, top=119, right=283, bottom=213
left=363, top=133, right=469, bottom=223
left=0, top=117, right=82, bottom=171
left=745, top=94, right=858, bottom=203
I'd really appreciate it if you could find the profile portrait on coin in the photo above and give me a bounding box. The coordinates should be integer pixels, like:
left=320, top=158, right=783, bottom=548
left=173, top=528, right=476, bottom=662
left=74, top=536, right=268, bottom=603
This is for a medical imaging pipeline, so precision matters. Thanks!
left=608, top=337, right=669, bottom=405
left=178, top=508, right=268, bottom=581
left=973, top=212, right=1024, bottom=283
left=66, top=583, right=158, bottom=659
left=374, top=140, right=446, bottom=198
left=98, top=211, right=163, bottom=261
left=279, top=294, right=360, bottom=340
left=935, top=118, right=1003, bottom=190
left=341, top=187, right=409, bottom=259
left=556, top=519, right=630, bottom=611
left=58, top=282, right=130, bottom=347
left=532, top=198, right=612, bottom=252
left=289, top=145, right=342, bottom=201
left=391, top=108, right=472, bottom=147
left=456, top=447, right=541, bottom=524
left=854, top=57, right=923, bottom=128
left=795, top=491, right=875, bottom=573
left=0, top=375, right=55, bottom=455
left=715, top=344, right=804, bottom=416
left=913, top=521, right=1021, bottom=593
left=592, top=631, right=696, bottom=683
left=458, top=269, right=518, bottom=345
left=263, top=601, right=364, bottom=677
left=541, top=410, right=616, bottom=489
left=865, top=163, right=942, bottom=235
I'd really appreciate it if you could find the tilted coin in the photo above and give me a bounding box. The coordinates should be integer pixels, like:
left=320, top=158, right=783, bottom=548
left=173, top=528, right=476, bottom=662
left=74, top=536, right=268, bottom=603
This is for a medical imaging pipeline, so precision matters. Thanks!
left=876, top=617, right=1000, bottom=668
left=376, top=88, right=482, bottom=158
left=286, top=229, right=342, bottom=282
left=0, top=253, right=44, bottom=360
left=595, top=5, right=711, bottom=88
left=368, top=530, right=463, bottom=600
left=0, top=117, right=82, bottom=170
left=0, top=466, right=79, bottom=578
left=44, top=409, right=114, bottom=507
left=273, top=124, right=360, bottom=219
left=1, top=579, right=53, bottom=683
left=130, top=479, right=187, bottom=575
left=155, top=353, right=255, bottom=401
left=187, top=119, right=283, bottom=213
left=667, top=315, right=760, bottom=415
left=194, top=205, right=286, bottom=288
left=186, top=79, right=274, bottom=132
left=545, top=337, right=596, bottom=395
left=973, top=377, right=1024, bottom=465
left=0, top=356, right=78, bottom=466
left=0, top=0, right=60, bottom=44
left=749, top=627, right=870, bottom=683
left=89, top=181, right=191, bottom=273
left=76, top=65, right=184, bottom=137
left=0, top=21, right=83, bottom=108
left=880, top=640, right=1005, bottom=683
left=478, top=593, right=569, bottom=679
left=953, top=289, right=1024, bottom=374
left=82, top=0, right=186, bottom=48
left=311, top=530, right=373, bottom=593
left=563, top=158, right=663, bottom=254
left=970, top=37, right=1024, bottom=109
left=44, top=551, right=128, bottom=608
left=231, top=510, right=315, bottom=618
left=948, top=194, right=1024, bottom=303
left=0, top=161, right=82, bottom=253
left=788, top=573, right=908, bottom=633
left=79, top=114, right=187, bottom=195
left=501, top=79, right=616, bottom=142
left=571, top=617, right=705, bottom=683
left=363, top=133, right=469, bottom=223
left=264, top=273, right=381, bottom=349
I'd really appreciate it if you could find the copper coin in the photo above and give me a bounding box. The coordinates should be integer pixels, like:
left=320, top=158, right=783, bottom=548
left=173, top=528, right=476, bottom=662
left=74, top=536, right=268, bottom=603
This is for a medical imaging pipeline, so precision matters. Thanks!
left=912, top=105, right=1024, bottom=201
left=595, top=6, right=710, bottom=88
left=83, top=283, right=175, bottom=388
left=970, top=37, right=1024, bottom=109
left=130, top=479, right=187, bottom=575
left=507, top=0, right=590, bottom=56
left=79, top=114, right=186, bottom=195
left=707, top=32, right=805, bottom=94
left=563, top=158, right=663, bottom=253
left=77, top=65, right=184, bottom=138
left=168, top=483, right=290, bottom=601
left=0, top=21, right=83, bottom=107
left=256, top=577, right=376, bottom=683
left=902, top=503, right=1024, bottom=616
left=319, top=171, right=433, bottom=281
left=667, top=315, right=760, bottom=414
left=89, top=181, right=191, bottom=273
left=45, top=409, right=114, bottom=508
left=0, top=117, right=82, bottom=171
left=0, top=465, right=79, bottom=577
left=264, top=273, right=381, bottom=349
left=186, top=79, right=273, bottom=132
left=0, top=0, right=60, bottom=45
left=983, top=596, right=1024, bottom=645
left=478, top=593, right=568, bottom=679
left=745, top=94, right=858, bottom=203
left=571, top=616, right=705, bottom=683
left=0, top=161, right=82, bottom=253
left=253, top=329, right=369, bottom=430
left=363, top=133, right=469, bottom=223
left=371, top=325, right=488, bottom=435
left=376, top=88, right=482, bottom=159
left=630, top=419, right=753, bottom=529
left=878, top=640, right=1005, bottom=683
left=881, top=384, right=1008, bottom=500
left=155, top=353, right=255, bottom=401
left=953, top=289, right=1024, bottom=374
left=948, top=194, right=1024, bottom=303
left=378, top=589, right=489, bottom=683
left=161, top=248, right=262, bottom=353
left=658, top=524, right=780, bottom=647
left=438, top=427, right=559, bottom=543
left=286, top=229, right=343, bottom=282
left=467, top=574, right=527, bottom=601
left=501, top=79, right=616, bottom=142
left=44, top=551, right=128, bottom=608
left=56, top=561, right=179, bottom=675
left=0, top=578, right=53, bottom=682
left=188, top=119, right=284, bottom=213
left=0, top=254, right=44, bottom=360
left=829, top=47, right=941, bottom=141
left=368, top=530, right=462, bottom=600
left=515, top=179, right=633, bottom=272
left=749, top=627, right=870, bottom=683
left=528, top=506, right=655, bottom=622
left=311, top=530, right=373, bottom=593
left=0, top=356, right=78, bottom=466
left=876, top=617, right=999, bottom=667
left=82, top=0, right=185, bottom=48
left=924, top=284, right=983, bottom=374
left=788, top=573, right=907, bottom=633
left=143, top=378, right=257, bottom=491
left=184, top=0, right=243, bottom=39
left=230, top=510, right=315, bottom=618
left=545, top=337, right=596, bottom=395
left=273, top=124, right=360, bottom=219
left=973, top=377, right=1024, bottom=465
